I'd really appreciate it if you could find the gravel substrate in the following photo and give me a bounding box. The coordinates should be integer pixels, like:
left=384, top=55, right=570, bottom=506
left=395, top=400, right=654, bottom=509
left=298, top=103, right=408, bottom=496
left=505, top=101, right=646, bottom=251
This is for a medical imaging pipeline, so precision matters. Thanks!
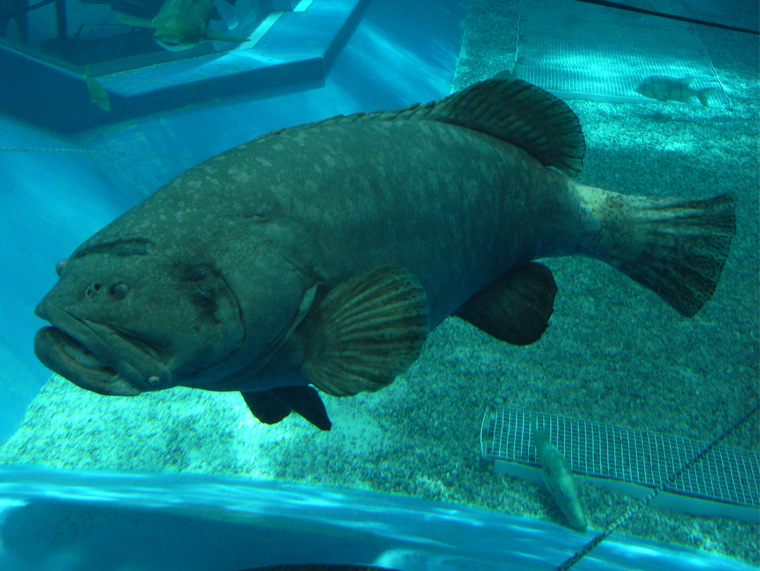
left=2, top=0, right=758, bottom=566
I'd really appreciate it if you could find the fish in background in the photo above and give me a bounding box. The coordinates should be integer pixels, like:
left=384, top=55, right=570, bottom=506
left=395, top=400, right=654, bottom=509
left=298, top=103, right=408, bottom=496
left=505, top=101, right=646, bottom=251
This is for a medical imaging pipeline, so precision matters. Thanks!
left=84, top=67, right=112, bottom=112
left=534, top=423, right=587, bottom=532
left=636, top=75, right=716, bottom=107
left=86, top=77, right=111, bottom=112
left=116, top=0, right=247, bottom=51
left=33, top=78, right=736, bottom=432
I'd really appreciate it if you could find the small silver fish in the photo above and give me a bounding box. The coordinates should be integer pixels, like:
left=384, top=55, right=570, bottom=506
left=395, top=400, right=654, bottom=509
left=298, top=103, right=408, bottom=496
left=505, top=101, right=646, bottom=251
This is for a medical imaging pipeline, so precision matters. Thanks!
left=635, top=75, right=715, bottom=107
left=534, top=424, right=587, bottom=532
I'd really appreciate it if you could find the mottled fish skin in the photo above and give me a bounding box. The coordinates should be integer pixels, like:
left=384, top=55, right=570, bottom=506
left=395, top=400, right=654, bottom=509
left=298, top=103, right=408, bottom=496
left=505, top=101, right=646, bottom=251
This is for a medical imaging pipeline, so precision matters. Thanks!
left=33, top=79, right=736, bottom=429
left=534, top=426, right=587, bottom=532
left=38, top=108, right=584, bottom=393
left=635, top=75, right=715, bottom=107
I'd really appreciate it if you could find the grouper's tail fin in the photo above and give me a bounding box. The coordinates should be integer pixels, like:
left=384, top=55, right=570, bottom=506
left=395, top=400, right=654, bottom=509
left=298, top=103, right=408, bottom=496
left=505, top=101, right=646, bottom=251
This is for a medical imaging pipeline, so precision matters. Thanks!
left=592, top=192, right=736, bottom=316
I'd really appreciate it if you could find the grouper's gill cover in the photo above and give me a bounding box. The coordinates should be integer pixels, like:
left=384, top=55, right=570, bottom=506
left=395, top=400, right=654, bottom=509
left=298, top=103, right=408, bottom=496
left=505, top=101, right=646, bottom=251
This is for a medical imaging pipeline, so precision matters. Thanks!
left=34, top=78, right=736, bottom=432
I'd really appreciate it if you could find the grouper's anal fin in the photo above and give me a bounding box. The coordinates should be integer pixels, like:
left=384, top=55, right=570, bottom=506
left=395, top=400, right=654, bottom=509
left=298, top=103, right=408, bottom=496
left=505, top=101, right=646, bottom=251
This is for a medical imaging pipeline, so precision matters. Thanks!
left=242, top=386, right=332, bottom=431
left=289, top=78, right=586, bottom=178
left=299, top=266, right=429, bottom=397
left=455, top=262, right=557, bottom=345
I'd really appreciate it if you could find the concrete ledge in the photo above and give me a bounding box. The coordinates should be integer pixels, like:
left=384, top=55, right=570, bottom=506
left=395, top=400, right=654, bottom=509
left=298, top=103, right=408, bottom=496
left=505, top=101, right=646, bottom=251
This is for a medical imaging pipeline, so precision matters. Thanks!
left=0, top=0, right=369, bottom=130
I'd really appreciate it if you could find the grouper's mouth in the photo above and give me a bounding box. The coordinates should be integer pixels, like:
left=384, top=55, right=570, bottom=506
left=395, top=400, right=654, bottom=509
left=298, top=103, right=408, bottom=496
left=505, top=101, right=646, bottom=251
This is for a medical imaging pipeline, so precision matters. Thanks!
left=34, top=301, right=172, bottom=396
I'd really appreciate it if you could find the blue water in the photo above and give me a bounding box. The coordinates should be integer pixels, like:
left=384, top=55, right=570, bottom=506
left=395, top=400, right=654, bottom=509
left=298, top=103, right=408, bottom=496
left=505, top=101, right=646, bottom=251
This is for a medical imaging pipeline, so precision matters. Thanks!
left=0, top=466, right=756, bottom=571
left=0, top=0, right=758, bottom=569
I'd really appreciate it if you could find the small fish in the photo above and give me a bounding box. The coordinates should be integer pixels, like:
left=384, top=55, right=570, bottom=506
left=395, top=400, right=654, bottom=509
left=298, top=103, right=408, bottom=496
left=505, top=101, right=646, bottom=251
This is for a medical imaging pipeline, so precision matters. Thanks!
left=635, top=75, right=716, bottom=107
left=117, top=0, right=246, bottom=51
left=85, top=76, right=111, bottom=112
left=534, top=424, right=587, bottom=531
left=240, top=565, right=400, bottom=571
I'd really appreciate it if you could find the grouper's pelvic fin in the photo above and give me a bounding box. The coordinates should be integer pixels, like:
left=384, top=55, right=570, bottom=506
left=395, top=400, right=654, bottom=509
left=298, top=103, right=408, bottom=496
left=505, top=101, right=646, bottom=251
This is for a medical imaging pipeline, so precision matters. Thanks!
left=300, top=267, right=429, bottom=397
left=242, top=386, right=332, bottom=431
left=586, top=190, right=736, bottom=316
left=455, top=262, right=557, bottom=345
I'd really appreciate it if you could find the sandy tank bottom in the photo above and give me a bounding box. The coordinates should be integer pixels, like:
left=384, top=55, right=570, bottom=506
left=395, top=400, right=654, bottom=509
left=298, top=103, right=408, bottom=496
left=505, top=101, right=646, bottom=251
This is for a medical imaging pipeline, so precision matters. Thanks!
left=2, top=0, right=758, bottom=565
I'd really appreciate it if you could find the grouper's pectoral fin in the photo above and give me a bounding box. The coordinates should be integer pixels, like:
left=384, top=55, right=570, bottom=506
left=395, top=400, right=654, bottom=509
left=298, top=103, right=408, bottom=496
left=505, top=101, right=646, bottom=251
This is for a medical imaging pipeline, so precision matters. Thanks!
left=299, top=267, right=429, bottom=397
left=455, top=262, right=557, bottom=345
left=242, top=385, right=332, bottom=431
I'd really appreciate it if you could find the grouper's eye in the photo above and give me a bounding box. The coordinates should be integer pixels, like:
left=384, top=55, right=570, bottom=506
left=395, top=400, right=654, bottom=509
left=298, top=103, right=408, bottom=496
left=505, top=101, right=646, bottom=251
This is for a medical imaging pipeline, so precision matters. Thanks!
left=55, top=259, right=67, bottom=276
left=111, top=283, right=130, bottom=299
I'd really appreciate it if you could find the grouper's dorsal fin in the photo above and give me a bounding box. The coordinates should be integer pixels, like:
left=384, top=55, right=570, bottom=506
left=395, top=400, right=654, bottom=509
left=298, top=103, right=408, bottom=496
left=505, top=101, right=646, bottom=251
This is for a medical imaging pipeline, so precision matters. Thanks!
left=263, top=78, right=584, bottom=176
left=332, top=78, right=585, bottom=177
left=427, top=78, right=586, bottom=177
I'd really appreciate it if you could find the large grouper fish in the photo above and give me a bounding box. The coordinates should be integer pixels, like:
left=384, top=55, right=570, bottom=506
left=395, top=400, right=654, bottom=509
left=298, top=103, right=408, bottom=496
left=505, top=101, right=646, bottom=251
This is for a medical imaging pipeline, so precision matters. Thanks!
left=34, top=78, right=736, bottom=431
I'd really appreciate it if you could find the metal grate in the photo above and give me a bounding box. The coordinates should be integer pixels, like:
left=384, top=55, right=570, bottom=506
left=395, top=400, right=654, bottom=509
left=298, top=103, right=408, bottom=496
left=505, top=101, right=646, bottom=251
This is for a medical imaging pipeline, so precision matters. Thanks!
left=513, top=0, right=730, bottom=107
left=480, top=408, right=760, bottom=509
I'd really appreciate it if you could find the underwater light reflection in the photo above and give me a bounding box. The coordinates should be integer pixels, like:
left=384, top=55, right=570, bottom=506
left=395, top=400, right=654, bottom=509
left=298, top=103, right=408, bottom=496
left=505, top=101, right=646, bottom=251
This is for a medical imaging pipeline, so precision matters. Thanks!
left=428, top=505, right=488, bottom=526
left=353, top=22, right=452, bottom=99
left=604, top=539, right=723, bottom=569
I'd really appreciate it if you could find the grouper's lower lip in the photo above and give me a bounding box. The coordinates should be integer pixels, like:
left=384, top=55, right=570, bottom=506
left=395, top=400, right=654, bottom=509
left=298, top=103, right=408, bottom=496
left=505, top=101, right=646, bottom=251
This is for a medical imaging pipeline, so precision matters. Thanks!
left=34, top=327, right=142, bottom=396
left=33, top=301, right=173, bottom=395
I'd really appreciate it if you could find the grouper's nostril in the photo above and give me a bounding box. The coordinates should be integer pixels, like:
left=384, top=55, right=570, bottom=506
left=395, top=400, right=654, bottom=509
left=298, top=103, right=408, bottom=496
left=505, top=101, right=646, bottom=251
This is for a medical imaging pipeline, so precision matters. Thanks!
left=85, top=283, right=103, bottom=298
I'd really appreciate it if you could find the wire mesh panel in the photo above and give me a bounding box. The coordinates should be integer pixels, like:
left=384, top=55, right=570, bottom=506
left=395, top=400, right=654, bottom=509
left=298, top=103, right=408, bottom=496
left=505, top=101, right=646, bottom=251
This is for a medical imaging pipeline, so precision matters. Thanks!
left=480, top=408, right=759, bottom=509
left=513, top=0, right=730, bottom=107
